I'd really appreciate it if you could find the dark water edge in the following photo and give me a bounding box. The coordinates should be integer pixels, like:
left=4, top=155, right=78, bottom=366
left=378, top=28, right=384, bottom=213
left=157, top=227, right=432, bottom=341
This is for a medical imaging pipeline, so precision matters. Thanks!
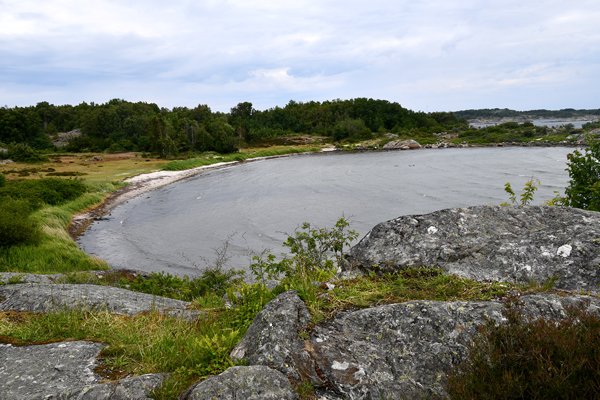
left=79, top=147, right=575, bottom=276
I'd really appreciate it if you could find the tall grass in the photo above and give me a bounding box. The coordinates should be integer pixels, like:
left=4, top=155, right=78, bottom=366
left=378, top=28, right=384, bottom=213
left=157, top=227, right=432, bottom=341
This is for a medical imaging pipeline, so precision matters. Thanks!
left=0, top=185, right=115, bottom=273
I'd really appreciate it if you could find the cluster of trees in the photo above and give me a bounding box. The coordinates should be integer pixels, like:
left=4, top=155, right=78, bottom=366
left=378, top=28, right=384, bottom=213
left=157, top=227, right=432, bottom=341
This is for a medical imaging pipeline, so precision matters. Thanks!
left=0, top=98, right=465, bottom=157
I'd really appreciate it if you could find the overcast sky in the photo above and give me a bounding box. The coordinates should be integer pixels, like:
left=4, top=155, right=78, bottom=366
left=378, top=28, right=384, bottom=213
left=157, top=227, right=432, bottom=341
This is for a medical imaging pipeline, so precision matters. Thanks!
left=1, top=0, right=599, bottom=112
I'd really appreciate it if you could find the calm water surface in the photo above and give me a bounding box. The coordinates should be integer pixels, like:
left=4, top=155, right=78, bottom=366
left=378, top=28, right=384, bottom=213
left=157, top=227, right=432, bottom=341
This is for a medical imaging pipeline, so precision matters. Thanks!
left=79, top=147, right=574, bottom=275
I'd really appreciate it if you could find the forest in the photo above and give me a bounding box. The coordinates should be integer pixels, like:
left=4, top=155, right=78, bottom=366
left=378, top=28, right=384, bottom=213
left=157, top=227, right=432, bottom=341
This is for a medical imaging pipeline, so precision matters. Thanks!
left=0, top=98, right=465, bottom=156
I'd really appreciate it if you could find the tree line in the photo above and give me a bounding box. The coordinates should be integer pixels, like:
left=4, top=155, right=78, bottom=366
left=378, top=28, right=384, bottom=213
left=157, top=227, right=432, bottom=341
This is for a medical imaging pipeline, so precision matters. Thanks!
left=0, top=98, right=465, bottom=156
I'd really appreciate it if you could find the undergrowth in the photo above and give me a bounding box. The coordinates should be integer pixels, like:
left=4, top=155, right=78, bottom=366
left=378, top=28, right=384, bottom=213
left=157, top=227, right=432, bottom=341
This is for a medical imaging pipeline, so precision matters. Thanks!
left=446, top=299, right=600, bottom=399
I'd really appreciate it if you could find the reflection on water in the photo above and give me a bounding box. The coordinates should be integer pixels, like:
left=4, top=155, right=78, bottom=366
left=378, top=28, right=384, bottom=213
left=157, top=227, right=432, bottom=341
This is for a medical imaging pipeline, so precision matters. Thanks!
left=79, top=147, right=574, bottom=276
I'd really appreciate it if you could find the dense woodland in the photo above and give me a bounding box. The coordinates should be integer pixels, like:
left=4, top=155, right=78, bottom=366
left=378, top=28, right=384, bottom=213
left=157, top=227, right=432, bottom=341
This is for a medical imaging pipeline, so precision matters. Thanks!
left=0, top=99, right=465, bottom=156
left=2, top=99, right=600, bottom=159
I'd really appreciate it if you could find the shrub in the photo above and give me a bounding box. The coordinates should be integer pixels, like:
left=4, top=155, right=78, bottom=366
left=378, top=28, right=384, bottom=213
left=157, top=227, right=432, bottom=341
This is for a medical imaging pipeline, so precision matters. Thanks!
left=5, top=143, right=48, bottom=162
left=564, top=138, right=600, bottom=211
left=446, top=300, right=600, bottom=399
left=0, top=198, right=40, bottom=247
left=0, top=178, right=87, bottom=206
left=0, top=173, right=5, bottom=187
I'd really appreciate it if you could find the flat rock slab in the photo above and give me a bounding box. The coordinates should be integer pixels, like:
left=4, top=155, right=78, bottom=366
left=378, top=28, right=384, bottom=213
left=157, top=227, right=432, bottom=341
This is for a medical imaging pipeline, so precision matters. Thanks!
left=346, top=206, right=600, bottom=292
left=0, top=341, right=103, bottom=399
left=183, top=366, right=297, bottom=400
left=50, top=373, right=166, bottom=400
left=0, top=284, right=198, bottom=318
left=0, top=273, right=63, bottom=284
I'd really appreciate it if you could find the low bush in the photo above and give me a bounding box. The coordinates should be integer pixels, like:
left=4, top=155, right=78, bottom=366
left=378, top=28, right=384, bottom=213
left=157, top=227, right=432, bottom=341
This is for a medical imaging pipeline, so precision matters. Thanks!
left=446, top=300, right=600, bottom=399
left=0, top=173, right=5, bottom=187
left=0, top=198, right=40, bottom=247
left=0, top=178, right=87, bottom=207
left=3, top=143, right=48, bottom=162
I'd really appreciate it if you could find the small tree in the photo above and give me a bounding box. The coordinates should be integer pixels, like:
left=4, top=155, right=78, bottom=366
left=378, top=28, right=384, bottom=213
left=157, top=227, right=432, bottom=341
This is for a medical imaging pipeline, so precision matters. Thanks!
left=563, top=138, right=600, bottom=211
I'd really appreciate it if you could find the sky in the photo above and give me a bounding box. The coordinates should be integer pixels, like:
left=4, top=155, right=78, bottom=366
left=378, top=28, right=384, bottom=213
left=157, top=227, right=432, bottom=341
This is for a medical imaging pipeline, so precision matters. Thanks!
left=1, top=0, right=599, bottom=112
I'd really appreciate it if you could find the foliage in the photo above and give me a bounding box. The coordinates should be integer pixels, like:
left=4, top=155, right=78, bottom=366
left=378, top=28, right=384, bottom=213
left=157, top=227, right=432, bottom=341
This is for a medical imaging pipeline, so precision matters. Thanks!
left=1, top=98, right=467, bottom=157
left=446, top=300, right=600, bottom=400
left=502, top=178, right=539, bottom=206
left=0, top=198, right=40, bottom=247
left=563, top=138, right=600, bottom=211
left=0, top=178, right=87, bottom=207
left=2, top=143, right=48, bottom=162
left=250, top=218, right=358, bottom=285
left=0, top=173, right=5, bottom=187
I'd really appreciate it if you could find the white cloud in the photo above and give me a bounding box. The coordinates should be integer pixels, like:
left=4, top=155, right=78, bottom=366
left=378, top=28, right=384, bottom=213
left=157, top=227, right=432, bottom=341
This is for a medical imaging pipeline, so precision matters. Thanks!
left=0, top=0, right=598, bottom=110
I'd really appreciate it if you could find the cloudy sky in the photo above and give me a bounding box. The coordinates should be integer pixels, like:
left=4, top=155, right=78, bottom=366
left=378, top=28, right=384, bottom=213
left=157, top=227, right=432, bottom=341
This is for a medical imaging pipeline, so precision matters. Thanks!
left=1, top=0, right=599, bottom=112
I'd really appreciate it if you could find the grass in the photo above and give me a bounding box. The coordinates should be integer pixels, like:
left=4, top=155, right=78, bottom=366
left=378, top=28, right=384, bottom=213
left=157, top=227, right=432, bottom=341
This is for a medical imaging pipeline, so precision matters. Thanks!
left=162, top=145, right=324, bottom=171
left=0, top=277, right=278, bottom=399
left=0, top=186, right=113, bottom=273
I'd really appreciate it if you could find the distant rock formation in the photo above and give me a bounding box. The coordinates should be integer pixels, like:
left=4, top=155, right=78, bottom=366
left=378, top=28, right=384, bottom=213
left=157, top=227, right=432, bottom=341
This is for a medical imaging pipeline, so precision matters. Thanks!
left=382, top=139, right=422, bottom=150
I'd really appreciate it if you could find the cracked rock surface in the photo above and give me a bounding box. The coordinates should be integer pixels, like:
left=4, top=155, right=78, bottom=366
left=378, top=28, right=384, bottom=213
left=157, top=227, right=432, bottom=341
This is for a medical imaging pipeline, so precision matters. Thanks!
left=346, top=206, right=600, bottom=292
left=0, top=284, right=199, bottom=318
left=234, top=292, right=600, bottom=399
left=0, top=341, right=103, bottom=399
left=230, top=291, right=321, bottom=383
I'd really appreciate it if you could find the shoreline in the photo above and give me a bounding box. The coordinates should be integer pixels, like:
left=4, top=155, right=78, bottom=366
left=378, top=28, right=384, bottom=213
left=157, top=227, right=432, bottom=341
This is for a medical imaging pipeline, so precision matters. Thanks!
left=68, top=142, right=578, bottom=241
left=67, top=149, right=337, bottom=239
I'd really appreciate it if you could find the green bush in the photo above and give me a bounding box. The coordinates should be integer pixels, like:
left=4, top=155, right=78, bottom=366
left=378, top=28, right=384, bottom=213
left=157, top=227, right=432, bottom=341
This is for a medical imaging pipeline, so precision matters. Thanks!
left=5, top=143, right=48, bottom=162
left=564, top=138, right=600, bottom=211
left=0, top=178, right=87, bottom=206
left=446, top=300, right=600, bottom=399
left=0, top=174, right=5, bottom=187
left=0, top=198, right=40, bottom=247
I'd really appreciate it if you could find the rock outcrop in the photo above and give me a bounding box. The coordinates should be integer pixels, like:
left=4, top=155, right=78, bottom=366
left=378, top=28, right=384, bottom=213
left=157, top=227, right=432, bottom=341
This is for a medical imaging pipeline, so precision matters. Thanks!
left=0, top=341, right=103, bottom=399
left=183, top=366, right=298, bottom=400
left=382, top=139, right=422, bottom=150
left=345, top=206, right=600, bottom=292
left=0, top=284, right=199, bottom=318
left=0, top=340, right=165, bottom=399
left=232, top=292, right=600, bottom=399
left=230, top=291, right=321, bottom=384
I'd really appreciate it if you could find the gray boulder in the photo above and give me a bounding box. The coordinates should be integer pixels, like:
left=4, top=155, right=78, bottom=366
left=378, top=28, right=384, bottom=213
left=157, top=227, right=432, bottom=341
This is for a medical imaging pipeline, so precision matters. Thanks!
left=382, top=139, right=422, bottom=150
left=0, top=284, right=199, bottom=318
left=183, top=366, right=297, bottom=400
left=230, top=291, right=321, bottom=383
left=0, top=341, right=103, bottom=399
left=345, top=206, right=600, bottom=292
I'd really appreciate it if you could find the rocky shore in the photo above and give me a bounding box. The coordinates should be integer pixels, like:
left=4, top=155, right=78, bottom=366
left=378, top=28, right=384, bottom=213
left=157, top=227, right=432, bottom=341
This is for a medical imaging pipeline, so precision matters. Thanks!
left=2, top=205, right=599, bottom=399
